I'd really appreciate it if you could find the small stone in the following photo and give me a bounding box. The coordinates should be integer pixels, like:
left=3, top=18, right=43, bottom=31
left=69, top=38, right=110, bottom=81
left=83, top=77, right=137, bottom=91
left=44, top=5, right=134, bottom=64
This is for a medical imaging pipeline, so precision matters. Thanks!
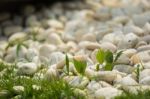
left=140, top=76, right=150, bottom=85
left=25, top=48, right=39, bottom=62
left=17, top=62, right=38, bottom=75
left=87, top=80, right=102, bottom=93
left=96, top=71, right=117, bottom=82
left=46, top=33, right=63, bottom=45
left=99, top=42, right=117, bottom=53
left=143, top=23, right=150, bottom=35
left=13, top=86, right=24, bottom=94
left=130, top=54, right=141, bottom=65
left=122, top=85, right=150, bottom=94
left=119, top=76, right=138, bottom=86
left=115, top=54, right=130, bottom=64
left=65, top=76, right=89, bottom=89
left=81, top=33, right=96, bottom=42
left=118, top=33, right=139, bottom=48
left=123, top=49, right=137, bottom=58
left=39, top=44, right=56, bottom=58
left=4, top=25, right=23, bottom=36
left=136, top=51, right=150, bottom=62
left=140, top=35, right=150, bottom=44
left=45, top=67, right=58, bottom=80
left=85, top=68, right=97, bottom=79
left=48, top=52, right=65, bottom=65
left=123, top=25, right=144, bottom=36
left=144, top=62, right=150, bottom=69
left=47, top=19, right=64, bottom=29
left=78, top=41, right=101, bottom=50
left=137, top=45, right=150, bottom=52
left=135, top=41, right=147, bottom=48
left=140, top=69, right=150, bottom=81
left=132, top=12, right=150, bottom=27
left=99, top=81, right=112, bottom=87
left=113, top=65, right=134, bottom=74
left=95, top=87, right=122, bottom=99
left=8, top=32, right=27, bottom=43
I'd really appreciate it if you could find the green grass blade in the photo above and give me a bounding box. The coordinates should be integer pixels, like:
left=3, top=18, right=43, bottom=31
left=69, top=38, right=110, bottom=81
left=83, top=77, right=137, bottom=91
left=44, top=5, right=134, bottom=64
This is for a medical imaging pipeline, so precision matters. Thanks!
left=73, top=59, right=87, bottom=76
left=65, top=54, right=69, bottom=75
left=104, top=63, right=113, bottom=71
left=96, top=49, right=105, bottom=64
left=105, top=50, right=113, bottom=63
left=114, top=51, right=123, bottom=62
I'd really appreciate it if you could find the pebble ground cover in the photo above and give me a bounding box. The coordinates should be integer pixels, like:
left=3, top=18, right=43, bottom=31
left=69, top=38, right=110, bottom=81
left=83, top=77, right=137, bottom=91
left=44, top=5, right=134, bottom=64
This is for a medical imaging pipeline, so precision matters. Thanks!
left=0, top=0, right=150, bottom=99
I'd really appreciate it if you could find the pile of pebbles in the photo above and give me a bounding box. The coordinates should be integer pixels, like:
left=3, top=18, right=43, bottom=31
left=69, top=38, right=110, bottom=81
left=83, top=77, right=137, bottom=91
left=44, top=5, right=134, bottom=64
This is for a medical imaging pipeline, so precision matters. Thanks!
left=0, top=0, right=150, bottom=98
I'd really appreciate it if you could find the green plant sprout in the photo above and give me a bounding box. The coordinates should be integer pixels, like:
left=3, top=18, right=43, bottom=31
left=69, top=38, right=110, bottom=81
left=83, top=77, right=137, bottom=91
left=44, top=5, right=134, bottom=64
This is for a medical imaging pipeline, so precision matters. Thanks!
left=65, top=54, right=70, bottom=75
left=73, top=57, right=87, bottom=76
left=96, top=49, right=123, bottom=71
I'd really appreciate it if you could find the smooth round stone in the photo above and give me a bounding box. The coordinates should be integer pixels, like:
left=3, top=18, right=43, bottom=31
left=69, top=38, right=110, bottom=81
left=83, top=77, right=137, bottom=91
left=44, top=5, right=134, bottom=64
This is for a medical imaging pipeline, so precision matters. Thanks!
left=118, top=33, right=139, bottom=48
left=113, top=65, right=134, bottom=74
left=132, top=12, right=150, bottom=27
left=57, top=44, right=70, bottom=52
left=46, top=33, right=63, bottom=45
left=73, top=88, right=87, bottom=98
left=130, top=54, right=141, bottom=64
left=123, top=25, right=144, bottom=36
left=101, top=32, right=124, bottom=46
left=47, top=19, right=63, bottom=29
left=13, top=86, right=24, bottom=94
left=99, top=81, right=112, bottom=87
left=137, top=45, right=150, bottom=52
left=140, top=69, right=150, bottom=81
left=136, top=51, right=150, bottom=62
left=4, top=25, right=23, bottom=36
left=122, top=85, right=150, bottom=94
left=78, top=41, right=101, bottom=50
left=123, top=49, right=137, bottom=58
left=25, top=48, right=39, bottom=62
left=96, top=71, right=117, bottom=82
left=45, top=67, right=58, bottom=80
left=143, top=23, right=150, bottom=35
left=95, top=87, right=122, bottom=99
left=123, top=5, right=142, bottom=16
left=49, top=52, right=65, bottom=65
left=111, top=8, right=125, bottom=18
left=99, top=42, right=117, bottom=53
left=87, top=80, right=102, bottom=93
left=4, top=45, right=27, bottom=62
left=140, top=35, right=150, bottom=44
left=112, top=16, right=129, bottom=25
left=95, top=7, right=111, bottom=21
left=135, top=41, right=147, bottom=48
left=0, top=90, right=10, bottom=98
left=64, top=76, right=89, bottom=89
left=39, top=44, right=56, bottom=58
left=8, top=32, right=27, bottom=43
left=119, top=76, right=138, bottom=86
left=66, top=41, right=78, bottom=53
left=64, top=20, right=88, bottom=42
left=140, top=76, right=150, bottom=85
left=144, top=62, right=150, bottom=69
left=95, top=25, right=113, bottom=41
left=26, top=15, right=39, bottom=26
left=17, top=62, right=38, bottom=75
left=81, top=33, right=96, bottom=42
left=90, top=49, right=98, bottom=63
left=85, top=68, right=97, bottom=79
left=115, top=54, right=130, bottom=64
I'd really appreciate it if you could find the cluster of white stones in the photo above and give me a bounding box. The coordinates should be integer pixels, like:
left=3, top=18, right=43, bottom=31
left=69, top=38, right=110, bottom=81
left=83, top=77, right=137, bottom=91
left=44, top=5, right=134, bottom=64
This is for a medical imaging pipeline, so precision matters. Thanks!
left=0, top=0, right=150, bottom=98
